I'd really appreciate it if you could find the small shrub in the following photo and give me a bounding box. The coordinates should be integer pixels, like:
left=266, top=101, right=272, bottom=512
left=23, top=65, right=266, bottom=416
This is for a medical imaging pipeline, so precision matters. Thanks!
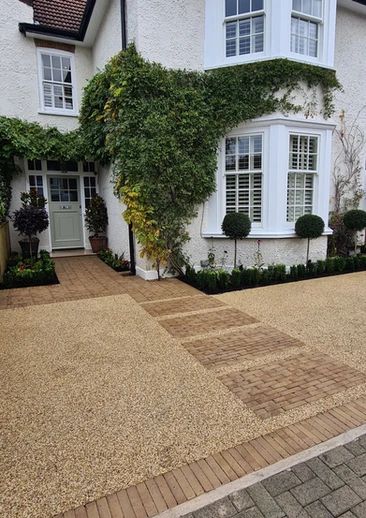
left=231, top=268, right=241, bottom=289
left=325, top=257, right=335, bottom=274
left=222, top=212, right=251, bottom=268
left=289, top=265, right=298, bottom=280
left=295, top=214, right=325, bottom=263
left=343, top=209, right=366, bottom=254
left=98, top=248, right=129, bottom=272
left=333, top=256, right=346, bottom=272
left=316, top=260, right=326, bottom=274
left=85, top=195, right=108, bottom=236
left=296, top=264, right=306, bottom=278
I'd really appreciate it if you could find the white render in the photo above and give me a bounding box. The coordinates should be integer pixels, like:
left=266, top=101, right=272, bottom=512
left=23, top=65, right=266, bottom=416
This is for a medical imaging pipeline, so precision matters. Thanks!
left=2, top=0, right=366, bottom=278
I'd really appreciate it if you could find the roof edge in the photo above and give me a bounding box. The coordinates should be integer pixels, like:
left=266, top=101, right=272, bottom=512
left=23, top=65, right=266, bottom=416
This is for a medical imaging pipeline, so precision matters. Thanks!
left=18, top=0, right=96, bottom=43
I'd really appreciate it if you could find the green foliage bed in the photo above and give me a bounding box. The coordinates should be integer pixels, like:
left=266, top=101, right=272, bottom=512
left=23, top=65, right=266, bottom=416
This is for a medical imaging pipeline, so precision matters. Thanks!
left=1, top=250, right=58, bottom=289
left=183, top=255, right=366, bottom=294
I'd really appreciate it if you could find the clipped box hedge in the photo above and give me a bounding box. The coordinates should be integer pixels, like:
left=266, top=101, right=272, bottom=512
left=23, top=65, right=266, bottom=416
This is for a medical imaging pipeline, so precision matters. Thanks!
left=183, top=255, right=366, bottom=294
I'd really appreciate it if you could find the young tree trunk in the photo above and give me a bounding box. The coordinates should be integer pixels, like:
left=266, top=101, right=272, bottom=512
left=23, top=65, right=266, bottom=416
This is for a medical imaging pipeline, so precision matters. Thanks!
left=234, top=239, right=237, bottom=269
left=306, top=238, right=310, bottom=264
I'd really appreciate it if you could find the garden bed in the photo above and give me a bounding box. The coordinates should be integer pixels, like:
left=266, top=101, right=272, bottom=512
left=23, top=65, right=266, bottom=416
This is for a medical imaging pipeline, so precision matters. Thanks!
left=98, top=248, right=130, bottom=272
left=0, top=250, right=58, bottom=289
left=181, top=255, right=366, bottom=294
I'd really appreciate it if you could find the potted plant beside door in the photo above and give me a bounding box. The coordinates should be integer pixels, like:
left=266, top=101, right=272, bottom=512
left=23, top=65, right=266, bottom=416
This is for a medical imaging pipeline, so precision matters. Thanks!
left=85, top=194, right=108, bottom=253
left=12, top=190, right=49, bottom=259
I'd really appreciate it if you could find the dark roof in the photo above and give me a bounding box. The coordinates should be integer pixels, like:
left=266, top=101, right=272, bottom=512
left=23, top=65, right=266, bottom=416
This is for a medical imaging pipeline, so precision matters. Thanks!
left=33, top=0, right=87, bottom=32
left=19, top=0, right=96, bottom=41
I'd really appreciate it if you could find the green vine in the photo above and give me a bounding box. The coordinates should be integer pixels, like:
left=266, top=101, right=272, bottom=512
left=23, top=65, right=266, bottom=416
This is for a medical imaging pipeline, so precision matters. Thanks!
left=80, top=45, right=340, bottom=272
left=0, top=45, right=340, bottom=271
left=0, top=117, right=88, bottom=222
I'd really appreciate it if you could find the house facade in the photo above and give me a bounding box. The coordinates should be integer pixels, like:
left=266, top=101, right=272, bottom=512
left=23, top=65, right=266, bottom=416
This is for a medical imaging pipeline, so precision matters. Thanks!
left=1, top=0, right=366, bottom=279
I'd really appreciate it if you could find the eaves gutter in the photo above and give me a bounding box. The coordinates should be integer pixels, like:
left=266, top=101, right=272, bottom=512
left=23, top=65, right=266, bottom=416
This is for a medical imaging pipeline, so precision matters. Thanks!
left=19, top=0, right=96, bottom=42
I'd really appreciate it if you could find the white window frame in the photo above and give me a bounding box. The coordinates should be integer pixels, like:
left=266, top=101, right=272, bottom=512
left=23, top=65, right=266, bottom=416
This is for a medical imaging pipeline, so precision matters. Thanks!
left=224, top=133, right=264, bottom=224
left=286, top=133, right=319, bottom=223
left=202, top=117, right=334, bottom=239
left=224, top=0, right=266, bottom=59
left=204, top=0, right=336, bottom=70
left=37, top=48, right=78, bottom=116
left=290, top=0, right=323, bottom=61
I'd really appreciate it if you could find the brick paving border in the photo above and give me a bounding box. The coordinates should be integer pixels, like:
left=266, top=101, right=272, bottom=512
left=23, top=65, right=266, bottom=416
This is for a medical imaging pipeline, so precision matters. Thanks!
left=55, top=399, right=366, bottom=518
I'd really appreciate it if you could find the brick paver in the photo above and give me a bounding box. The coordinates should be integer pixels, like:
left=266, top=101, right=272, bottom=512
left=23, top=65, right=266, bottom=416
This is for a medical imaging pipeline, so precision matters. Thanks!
left=141, top=295, right=225, bottom=317
left=219, top=352, right=366, bottom=418
left=183, top=434, right=366, bottom=518
left=183, top=325, right=304, bottom=369
left=0, top=256, right=200, bottom=309
left=159, top=308, right=258, bottom=338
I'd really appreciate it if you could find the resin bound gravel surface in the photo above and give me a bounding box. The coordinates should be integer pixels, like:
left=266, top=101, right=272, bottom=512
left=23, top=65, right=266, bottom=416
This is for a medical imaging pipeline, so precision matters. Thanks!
left=0, top=294, right=257, bottom=518
left=217, top=271, right=366, bottom=374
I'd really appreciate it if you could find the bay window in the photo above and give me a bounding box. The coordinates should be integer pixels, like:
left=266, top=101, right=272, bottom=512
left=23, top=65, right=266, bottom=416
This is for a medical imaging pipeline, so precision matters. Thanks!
left=287, top=134, right=318, bottom=222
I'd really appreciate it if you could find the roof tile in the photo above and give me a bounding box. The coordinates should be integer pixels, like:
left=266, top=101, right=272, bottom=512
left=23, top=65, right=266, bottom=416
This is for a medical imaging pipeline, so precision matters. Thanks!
left=33, top=0, right=88, bottom=32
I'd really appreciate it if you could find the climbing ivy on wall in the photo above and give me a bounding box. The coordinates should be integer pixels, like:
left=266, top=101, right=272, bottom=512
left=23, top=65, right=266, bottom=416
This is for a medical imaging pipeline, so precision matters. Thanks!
left=0, top=44, right=339, bottom=272
left=0, top=117, right=87, bottom=222
left=80, top=45, right=339, bottom=273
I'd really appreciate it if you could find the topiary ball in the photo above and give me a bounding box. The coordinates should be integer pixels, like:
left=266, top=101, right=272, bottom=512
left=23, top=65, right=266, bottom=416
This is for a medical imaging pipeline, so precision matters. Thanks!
left=222, top=212, right=251, bottom=240
left=295, top=214, right=325, bottom=239
left=343, top=209, right=366, bottom=231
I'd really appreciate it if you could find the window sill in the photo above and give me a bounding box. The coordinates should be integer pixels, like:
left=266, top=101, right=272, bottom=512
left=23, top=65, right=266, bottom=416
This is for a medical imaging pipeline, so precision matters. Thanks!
left=38, top=110, right=79, bottom=118
left=202, top=228, right=333, bottom=239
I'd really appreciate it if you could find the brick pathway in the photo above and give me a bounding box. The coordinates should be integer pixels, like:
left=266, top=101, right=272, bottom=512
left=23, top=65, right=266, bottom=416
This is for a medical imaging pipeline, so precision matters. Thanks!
left=2, top=256, right=366, bottom=518
left=183, top=434, right=366, bottom=518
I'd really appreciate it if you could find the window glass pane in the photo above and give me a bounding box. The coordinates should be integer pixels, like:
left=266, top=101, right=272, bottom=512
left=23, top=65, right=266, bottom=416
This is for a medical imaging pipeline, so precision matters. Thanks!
left=253, top=34, right=264, bottom=52
left=70, top=191, right=78, bottom=202
left=225, top=0, right=237, bottom=17
left=226, top=137, right=237, bottom=155
left=239, top=19, right=251, bottom=36
left=42, top=54, right=51, bottom=67
left=293, top=0, right=301, bottom=11
left=226, top=156, right=236, bottom=171
left=64, top=161, right=78, bottom=172
left=51, top=192, right=60, bottom=202
left=251, top=0, right=263, bottom=11
left=253, top=15, right=264, bottom=33
left=69, top=178, right=77, bottom=189
left=238, top=0, right=250, bottom=14
left=303, top=0, right=311, bottom=15
left=313, top=0, right=322, bottom=17
left=43, top=67, right=52, bottom=81
left=51, top=55, right=61, bottom=69
left=47, top=160, right=61, bottom=171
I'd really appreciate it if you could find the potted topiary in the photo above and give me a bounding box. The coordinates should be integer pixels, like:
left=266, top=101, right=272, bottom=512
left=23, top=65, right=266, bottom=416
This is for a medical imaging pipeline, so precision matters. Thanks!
left=343, top=209, right=366, bottom=254
left=295, top=214, right=325, bottom=264
left=222, top=212, right=251, bottom=268
left=12, top=190, right=49, bottom=259
left=85, top=194, right=108, bottom=253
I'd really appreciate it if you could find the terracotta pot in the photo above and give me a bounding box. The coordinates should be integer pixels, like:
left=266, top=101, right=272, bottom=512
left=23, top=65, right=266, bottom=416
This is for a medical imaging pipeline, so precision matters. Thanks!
left=19, top=237, right=40, bottom=259
left=89, top=236, right=108, bottom=253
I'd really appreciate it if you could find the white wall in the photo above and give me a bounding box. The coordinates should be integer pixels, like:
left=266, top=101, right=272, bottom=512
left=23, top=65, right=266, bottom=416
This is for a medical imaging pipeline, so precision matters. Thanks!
left=0, top=0, right=93, bottom=132
left=133, top=0, right=205, bottom=71
left=332, top=6, right=366, bottom=211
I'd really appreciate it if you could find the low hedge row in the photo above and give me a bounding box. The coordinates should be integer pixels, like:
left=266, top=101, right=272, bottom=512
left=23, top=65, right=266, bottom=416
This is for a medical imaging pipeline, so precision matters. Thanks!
left=1, top=250, right=58, bottom=289
left=183, top=255, right=366, bottom=294
left=98, top=248, right=130, bottom=272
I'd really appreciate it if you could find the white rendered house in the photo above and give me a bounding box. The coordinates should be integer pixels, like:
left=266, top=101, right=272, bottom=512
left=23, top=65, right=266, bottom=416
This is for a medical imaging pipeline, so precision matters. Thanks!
left=1, top=0, right=366, bottom=279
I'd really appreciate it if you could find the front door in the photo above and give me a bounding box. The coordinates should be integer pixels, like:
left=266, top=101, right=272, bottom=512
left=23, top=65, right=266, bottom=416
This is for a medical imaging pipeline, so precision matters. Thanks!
left=48, top=176, right=83, bottom=249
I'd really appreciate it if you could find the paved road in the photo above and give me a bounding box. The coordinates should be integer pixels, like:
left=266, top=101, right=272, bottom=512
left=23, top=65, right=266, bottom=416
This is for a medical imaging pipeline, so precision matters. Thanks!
left=184, top=435, right=366, bottom=518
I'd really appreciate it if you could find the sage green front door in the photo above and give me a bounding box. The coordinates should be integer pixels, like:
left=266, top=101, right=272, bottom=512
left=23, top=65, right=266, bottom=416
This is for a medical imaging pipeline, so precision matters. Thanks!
left=48, top=176, right=83, bottom=249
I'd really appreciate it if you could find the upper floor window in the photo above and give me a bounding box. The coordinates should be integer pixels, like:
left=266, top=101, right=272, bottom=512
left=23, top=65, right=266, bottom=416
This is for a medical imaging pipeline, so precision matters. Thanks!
left=225, top=0, right=264, bottom=57
left=225, top=134, right=263, bottom=223
left=291, top=0, right=323, bottom=58
left=37, top=49, right=77, bottom=115
left=287, top=134, right=318, bottom=222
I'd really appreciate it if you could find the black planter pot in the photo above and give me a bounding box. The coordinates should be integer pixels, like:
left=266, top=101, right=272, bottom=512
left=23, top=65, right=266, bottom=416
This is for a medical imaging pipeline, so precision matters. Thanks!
left=19, top=237, right=40, bottom=259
